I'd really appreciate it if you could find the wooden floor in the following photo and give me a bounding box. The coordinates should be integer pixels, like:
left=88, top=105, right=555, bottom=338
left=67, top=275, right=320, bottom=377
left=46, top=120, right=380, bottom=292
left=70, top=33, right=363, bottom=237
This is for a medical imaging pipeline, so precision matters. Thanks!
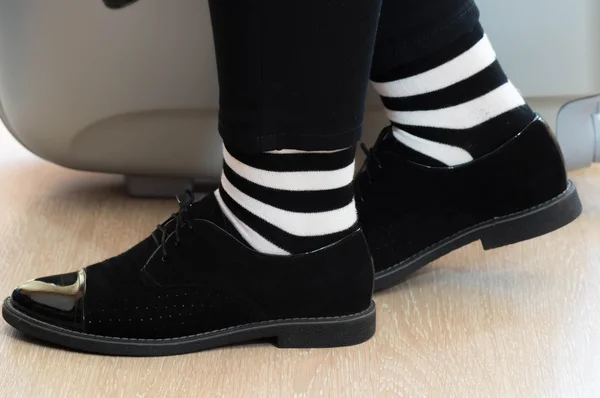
left=0, top=127, right=599, bottom=398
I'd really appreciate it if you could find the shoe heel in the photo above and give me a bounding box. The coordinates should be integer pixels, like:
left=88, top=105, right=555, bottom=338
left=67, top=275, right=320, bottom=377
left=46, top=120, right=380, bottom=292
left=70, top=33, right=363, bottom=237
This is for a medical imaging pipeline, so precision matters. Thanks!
left=480, top=181, right=582, bottom=250
left=275, top=301, right=376, bottom=349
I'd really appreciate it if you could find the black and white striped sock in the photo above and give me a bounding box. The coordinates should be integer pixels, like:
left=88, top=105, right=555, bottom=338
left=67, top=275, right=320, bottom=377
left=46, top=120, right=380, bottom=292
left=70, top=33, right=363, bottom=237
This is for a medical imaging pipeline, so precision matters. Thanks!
left=371, top=24, right=536, bottom=167
left=214, top=145, right=358, bottom=255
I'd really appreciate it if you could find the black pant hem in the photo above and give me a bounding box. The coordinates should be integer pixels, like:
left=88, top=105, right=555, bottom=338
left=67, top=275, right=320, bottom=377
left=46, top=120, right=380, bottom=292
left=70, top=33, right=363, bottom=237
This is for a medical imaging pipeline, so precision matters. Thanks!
left=219, top=124, right=362, bottom=153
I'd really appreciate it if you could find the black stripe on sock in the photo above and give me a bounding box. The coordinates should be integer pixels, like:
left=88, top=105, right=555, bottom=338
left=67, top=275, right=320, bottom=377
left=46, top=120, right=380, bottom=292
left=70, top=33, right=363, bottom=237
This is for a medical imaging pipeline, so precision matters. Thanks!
left=381, top=61, right=508, bottom=111
left=218, top=186, right=358, bottom=254
left=371, top=23, right=484, bottom=82
left=392, top=105, right=535, bottom=157
left=225, top=145, right=355, bottom=172
left=223, top=163, right=354, bottom=213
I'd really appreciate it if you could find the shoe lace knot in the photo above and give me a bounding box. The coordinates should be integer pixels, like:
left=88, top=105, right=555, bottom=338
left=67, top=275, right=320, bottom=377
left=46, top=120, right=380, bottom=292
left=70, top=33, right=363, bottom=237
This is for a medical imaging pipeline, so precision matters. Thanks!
left=153, top=189, right=195, bottom=261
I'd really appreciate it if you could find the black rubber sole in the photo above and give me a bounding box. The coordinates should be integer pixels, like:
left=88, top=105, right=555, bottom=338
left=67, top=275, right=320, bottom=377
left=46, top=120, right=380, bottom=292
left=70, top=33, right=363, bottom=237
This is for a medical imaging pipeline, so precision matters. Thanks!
left=374, top=181, right=583, bottom=292
left=2, top=298, right=376, bottom=357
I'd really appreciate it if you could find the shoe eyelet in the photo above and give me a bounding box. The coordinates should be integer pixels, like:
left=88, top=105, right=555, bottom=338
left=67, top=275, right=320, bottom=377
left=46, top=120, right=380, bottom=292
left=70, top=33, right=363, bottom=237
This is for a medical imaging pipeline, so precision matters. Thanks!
left=161, top=256, right=168, bottom=262
left=174, top=240, right=180, bottom=247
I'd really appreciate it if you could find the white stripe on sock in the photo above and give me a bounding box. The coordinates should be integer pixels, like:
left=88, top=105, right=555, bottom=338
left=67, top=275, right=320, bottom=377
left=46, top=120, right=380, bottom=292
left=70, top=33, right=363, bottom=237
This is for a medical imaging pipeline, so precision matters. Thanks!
left=386, top=82, right=526, bottom=129
left=223, top=147, right=354, bottom=191
left=371, top=35, right=496, bottom=98
left=215, top=190, right=290, bottom=256
left=392, top=127, right=473, bottom=166
left=220, top=174, right=357, bottom=237
left=267, top=148, right=347, bottom=154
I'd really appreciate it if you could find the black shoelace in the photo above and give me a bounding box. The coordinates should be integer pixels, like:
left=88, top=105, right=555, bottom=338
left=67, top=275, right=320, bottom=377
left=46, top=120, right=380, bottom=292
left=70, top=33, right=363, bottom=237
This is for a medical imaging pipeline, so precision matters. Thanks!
left=152, top=189, right=195, bottom=261
left=359, top=143, right=382, bottom=180
left=356, top=140, right=385, bottom=202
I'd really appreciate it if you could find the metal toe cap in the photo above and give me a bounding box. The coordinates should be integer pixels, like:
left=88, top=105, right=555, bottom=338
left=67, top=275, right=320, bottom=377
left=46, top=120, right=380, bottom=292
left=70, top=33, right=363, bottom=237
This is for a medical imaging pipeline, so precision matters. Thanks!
left=11, top=269, right=86, bottom=331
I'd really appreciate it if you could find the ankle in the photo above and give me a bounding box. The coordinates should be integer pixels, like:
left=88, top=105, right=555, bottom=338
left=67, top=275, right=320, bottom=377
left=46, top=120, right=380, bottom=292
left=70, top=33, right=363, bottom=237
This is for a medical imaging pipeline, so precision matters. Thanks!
left=371, top=24, right=536, bottom=167
left=215, top=145, right=358, bottom=255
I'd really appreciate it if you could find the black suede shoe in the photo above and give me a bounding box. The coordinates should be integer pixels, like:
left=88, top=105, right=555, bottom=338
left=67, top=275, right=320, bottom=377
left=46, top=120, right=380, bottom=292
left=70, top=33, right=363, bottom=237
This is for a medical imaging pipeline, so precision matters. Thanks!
left=356, top=115, right=583, bottom=292
left=2, top=193, right=376, bottom=356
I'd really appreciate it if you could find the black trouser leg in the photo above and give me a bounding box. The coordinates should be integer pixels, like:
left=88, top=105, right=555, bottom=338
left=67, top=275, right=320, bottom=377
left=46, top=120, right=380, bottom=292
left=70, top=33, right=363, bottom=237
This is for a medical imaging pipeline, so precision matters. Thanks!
left=208, top=0, right=382, bottom=153
left=371, top=0, right=480, bottom=78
